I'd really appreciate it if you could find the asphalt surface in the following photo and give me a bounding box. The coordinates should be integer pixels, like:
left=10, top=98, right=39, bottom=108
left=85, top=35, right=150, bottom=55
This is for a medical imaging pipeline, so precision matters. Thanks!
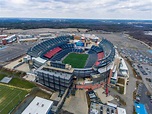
left=138, top=84, right=152, bottom=114
left=133, top=63, right=152, bottom=95
left=107, top=58, right=137, bottom=114
left=14, top=96, right=35, bottom=114
left=120, top=48, right=152, bottom=65
left=0, top=43, right=35, bottom=63
left=125, top=60, right=137, bottom=114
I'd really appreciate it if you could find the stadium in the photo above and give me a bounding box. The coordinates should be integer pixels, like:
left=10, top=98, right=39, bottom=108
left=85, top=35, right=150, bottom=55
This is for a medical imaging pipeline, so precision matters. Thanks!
left=27, top=35, right=116, bottom=93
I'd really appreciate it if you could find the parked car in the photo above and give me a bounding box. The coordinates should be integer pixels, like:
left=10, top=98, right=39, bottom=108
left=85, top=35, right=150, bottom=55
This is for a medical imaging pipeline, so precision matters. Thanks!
left=150, top=96, right=152, bottom=103
left=136, top=96, right=140, bottom=102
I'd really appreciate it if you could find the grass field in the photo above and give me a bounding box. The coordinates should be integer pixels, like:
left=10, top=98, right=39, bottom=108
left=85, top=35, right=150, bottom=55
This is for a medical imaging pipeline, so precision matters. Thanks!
left=63, top=53, right=88, bottom=68
left=9, top=78, right=36, bottom=89
left=0, top=73, right=6, bottom=80
left=0, top=70, right=36, bottom=89
left=0, top=68, right=26, bottom=77
left=0, top=84, right=28, bottom=114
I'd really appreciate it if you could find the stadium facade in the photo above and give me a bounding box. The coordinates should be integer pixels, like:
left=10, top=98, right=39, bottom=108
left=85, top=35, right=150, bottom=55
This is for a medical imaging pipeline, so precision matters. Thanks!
left=27, top=35, right=116, bottom=92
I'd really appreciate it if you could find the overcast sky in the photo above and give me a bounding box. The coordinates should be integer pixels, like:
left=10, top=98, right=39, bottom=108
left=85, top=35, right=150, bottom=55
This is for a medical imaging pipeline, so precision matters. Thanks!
left=0, top=0, right=152, bottom=20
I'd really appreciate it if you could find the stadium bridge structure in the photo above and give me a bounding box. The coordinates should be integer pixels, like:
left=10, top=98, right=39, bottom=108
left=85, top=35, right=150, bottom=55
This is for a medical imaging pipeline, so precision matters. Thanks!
left=27, top=35, right=115, bottom=91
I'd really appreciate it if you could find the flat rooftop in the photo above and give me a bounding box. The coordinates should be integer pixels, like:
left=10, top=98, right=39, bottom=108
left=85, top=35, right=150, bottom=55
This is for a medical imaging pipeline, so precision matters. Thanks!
left=22, top=96, right=53, bottom=114
left=43, top=66, right=74, bottom=73
left=90, top=101, right=117, bottom=114
left=117, top=107, right=127, bottom=114
left=134, top=102, right=148, bottom=114
left=120, top=58, right=128, bottom=71
left=37, top=66, right=73, bottom=80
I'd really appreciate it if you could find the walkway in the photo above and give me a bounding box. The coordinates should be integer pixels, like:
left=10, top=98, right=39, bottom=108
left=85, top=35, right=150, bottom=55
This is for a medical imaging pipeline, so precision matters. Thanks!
left=76, top=82, right=105, bottom=90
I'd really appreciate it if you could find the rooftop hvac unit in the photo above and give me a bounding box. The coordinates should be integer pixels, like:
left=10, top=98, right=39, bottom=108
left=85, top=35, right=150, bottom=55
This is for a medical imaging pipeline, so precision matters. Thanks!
left=36, top=102, right=39, bottom=105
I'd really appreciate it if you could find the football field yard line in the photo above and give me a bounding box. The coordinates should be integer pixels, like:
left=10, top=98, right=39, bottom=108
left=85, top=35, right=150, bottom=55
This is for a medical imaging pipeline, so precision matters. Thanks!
left=0, top=84, right=28, bottom=114
left=0, top=91, right=22, bottom=113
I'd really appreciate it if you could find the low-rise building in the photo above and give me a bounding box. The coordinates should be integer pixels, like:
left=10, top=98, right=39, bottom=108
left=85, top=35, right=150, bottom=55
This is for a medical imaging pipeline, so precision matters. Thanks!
left=90, top=101, right=126, bottom=114
left=134, top=102, right=148, bottom=114
left=119, top=58, right=129, bottom=78
left=90, top=101, right=117, bottom=114
left=110, top=65, right=118, bottom=84
left=2, top=34, right=17, bottom=45
left=117, top=107, right=127, bottom=114
left=22, top=96, right=53, bottom=114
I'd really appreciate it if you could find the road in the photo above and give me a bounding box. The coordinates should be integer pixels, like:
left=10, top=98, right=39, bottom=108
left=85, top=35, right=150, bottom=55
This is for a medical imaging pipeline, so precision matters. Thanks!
left=125, top=61, right=137, bottom=114
left=109, top=60, right=137, bottom=114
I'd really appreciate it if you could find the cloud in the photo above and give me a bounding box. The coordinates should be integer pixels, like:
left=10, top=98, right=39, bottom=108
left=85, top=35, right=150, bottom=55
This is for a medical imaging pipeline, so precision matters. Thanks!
left=0, top=0, right=152, bottom=19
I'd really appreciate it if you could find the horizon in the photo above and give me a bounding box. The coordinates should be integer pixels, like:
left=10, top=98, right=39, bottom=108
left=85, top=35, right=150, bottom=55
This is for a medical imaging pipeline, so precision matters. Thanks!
left=0, top=17, right=152, bottom=21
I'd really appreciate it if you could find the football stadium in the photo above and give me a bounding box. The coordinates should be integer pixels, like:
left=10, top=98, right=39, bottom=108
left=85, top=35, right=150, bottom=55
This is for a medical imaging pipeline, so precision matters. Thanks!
left=27, top=35, right=116, bottom=93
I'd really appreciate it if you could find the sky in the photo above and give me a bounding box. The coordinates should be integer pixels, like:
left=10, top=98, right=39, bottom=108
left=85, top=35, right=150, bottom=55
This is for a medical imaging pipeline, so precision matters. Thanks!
left=0, top=0, right=152, bottom=20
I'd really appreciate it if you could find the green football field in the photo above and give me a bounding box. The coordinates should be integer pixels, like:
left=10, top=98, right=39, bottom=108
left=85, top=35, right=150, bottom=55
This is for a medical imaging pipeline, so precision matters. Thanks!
left=63, top=53, right=88, bottom=68
left=0, top=85, right=28, bottom=114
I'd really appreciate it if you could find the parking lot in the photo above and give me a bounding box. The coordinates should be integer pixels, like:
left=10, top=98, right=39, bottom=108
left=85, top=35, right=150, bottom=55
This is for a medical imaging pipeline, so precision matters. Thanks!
left=133, top=63, right=152, bottom=78
left=90, top=102, right=117, bottom=114
left=119, top=48, right=152, bottom=65
left=136, top=83, right=152, bottom=114
left=0, top=43, right=35, bottom=63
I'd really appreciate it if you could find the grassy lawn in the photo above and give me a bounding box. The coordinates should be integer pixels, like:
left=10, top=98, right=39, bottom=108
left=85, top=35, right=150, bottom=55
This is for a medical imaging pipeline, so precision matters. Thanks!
left=119, top=86, right=124, bottom=94
left=0, top=73, right=7, bottom=80
left=8, top=78, right=36, bottom=89
left=30, top=88, right=52, bottom=99
left=0, top=85, right=28, bottom=114
left=117, top=78, right=125, bottom=85
left=63, top=53, right=88, bottom=68
left=0, top=68, right=35, bottom=89
left=0, top=68, right=26, bottom=77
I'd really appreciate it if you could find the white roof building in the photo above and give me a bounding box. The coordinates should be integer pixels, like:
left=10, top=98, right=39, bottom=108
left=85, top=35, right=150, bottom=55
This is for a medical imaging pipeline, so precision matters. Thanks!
left=22, top=96, right=53, bottom=114
left=119, top=58, right=129, bottom=77
left=111, top=71, right=118, bottom=80
left=90, top=109, right=98, bottom=114
left=19, top=38, right=38, bottom=42
left=0, top=35, right=7, bottom=38
left=120, top=58, right=128, bottom=71
left=3, top=34, right=16, bottom=40
left=117, top=107, right=127, bottom=114
left=107, top=102, right=117, bottom=108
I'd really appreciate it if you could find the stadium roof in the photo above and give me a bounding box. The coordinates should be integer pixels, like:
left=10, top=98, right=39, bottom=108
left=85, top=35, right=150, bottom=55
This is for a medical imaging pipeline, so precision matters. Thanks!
left=22, top=96, right=53, bottom=114
left=32, top=57, right=47, bottom=64
left=134, top=102, right=148, bottom=114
